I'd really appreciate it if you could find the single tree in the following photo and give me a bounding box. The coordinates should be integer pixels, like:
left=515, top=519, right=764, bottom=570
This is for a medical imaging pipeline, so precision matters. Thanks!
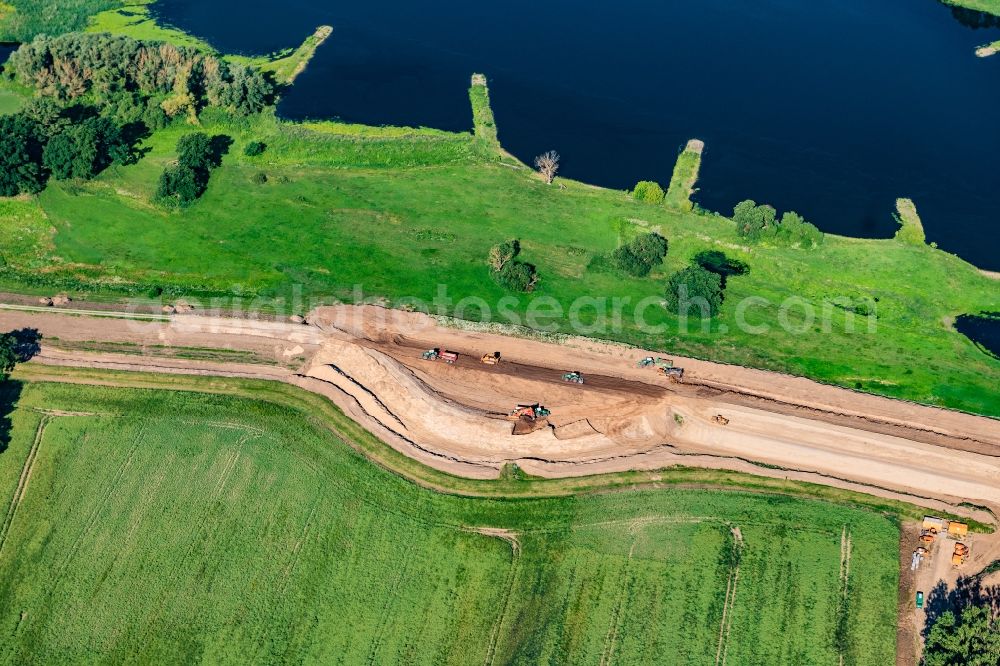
left=488, top=240, right=519, bottom=272
left=42, top=132, right=76, bottom=180
left=732, top=200, right=776, bottom=241
left=534, top=150, right=560, bottom=185
left=0, top=114, right=45, bottom=196
left=664, top=265, right=723, bottom=317
left=497, top=261, right=539, bottom=292
left=0, top=334, right=18, bottom=381
left=924, top=604, right=1000, bottom=666
left=177, top=132, right=214, bottom=172
left=630, top=232, right=668, bottom=266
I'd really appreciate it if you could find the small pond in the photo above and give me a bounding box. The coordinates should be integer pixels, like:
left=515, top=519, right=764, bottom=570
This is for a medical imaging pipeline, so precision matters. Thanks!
left=955, top=313, right=1000, bottom=358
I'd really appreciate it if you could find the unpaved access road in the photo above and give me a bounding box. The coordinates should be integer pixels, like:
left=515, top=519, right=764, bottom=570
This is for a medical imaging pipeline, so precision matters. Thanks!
left=2, top=303, right=999, bottom=521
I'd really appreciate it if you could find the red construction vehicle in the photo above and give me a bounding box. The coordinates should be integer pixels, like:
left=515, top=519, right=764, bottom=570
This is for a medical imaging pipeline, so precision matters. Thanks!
left=422, top=348, right=458, bottom=364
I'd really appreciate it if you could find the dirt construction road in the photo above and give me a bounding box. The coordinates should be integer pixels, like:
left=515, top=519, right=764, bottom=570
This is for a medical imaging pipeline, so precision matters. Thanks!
left=2, top=303, right=999, bottom=523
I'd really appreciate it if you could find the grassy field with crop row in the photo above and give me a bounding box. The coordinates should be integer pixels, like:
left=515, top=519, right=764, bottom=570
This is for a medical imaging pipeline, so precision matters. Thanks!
left=0, top=378, right=900, bottom=664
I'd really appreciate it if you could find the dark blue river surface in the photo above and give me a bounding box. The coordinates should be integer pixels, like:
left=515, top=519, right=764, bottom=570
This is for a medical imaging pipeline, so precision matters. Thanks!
left=151, top=0, right=1000, bottom=269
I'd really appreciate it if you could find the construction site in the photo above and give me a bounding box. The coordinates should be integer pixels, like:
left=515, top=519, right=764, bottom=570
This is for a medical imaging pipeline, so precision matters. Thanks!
left=1, top=302, right=998, bottom=513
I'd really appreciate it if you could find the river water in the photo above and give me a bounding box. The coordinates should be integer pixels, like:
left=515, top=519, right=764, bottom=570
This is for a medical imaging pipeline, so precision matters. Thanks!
left=152, top=0, right=1000, bottom=269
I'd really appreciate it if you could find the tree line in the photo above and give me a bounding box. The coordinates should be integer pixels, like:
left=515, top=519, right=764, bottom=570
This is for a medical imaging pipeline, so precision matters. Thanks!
left=6, top=33, right=273, bottom=121
left=0, top=100, right=138, bottom=196
left=0, top=32, right=276, bottom=197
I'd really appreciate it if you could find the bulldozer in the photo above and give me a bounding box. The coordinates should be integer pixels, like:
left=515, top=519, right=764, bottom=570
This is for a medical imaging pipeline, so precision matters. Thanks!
left=952, top=543, right=970, bottom=567
left=660, top=367, right=684, bottom=381
left=712, top=414, right=730, bottom=426
left=481, top=352, right=501, bottom=365
left=422, top=348, right=458, bottom=364
left=562, top=371, right=584, bottom=384
left=919, top=532, right=936, bottom=544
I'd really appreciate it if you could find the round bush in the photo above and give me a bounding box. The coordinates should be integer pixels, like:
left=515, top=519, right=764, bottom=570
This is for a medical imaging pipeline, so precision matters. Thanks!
left=632, top=180, right=665, bottom=204
left=495, top=261, right=538, bottom=292
left=244, top=141, right=266, bottom=157
left=610, top=246, right=650, bottom=277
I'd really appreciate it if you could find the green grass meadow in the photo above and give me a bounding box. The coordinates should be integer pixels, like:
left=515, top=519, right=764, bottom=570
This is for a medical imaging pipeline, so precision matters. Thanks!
left=0, top=380, right=899, bottom=664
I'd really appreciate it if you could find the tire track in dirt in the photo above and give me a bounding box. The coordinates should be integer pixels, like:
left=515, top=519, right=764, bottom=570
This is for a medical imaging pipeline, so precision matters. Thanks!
left=715, top=526, right=744, bottom=666
left=838, top=526, right=853, bottom=666
left=137, top=432, right=256, bottom=652
left=0, top=416, right=49, bottom=557
left=475, top=528, right=521, bottom=666
left=53, top=425, right=146, bottom=581
left=365, top=554, right=414, bottom=665
left=380, top=336, right=668, bottom=400
left=599, top=539, right=638, bottom=666
left=279, top=497, right=321, bottom=595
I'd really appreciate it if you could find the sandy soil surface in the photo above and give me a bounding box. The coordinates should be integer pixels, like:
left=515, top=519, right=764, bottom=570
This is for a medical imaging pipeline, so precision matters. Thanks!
left=3, top=304, right=999, bottom=521
left=304, top=306, right=1000, bottom=503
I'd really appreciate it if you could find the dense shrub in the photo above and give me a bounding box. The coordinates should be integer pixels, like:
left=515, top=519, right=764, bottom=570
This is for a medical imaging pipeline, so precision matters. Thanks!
left=732, top=200, right=823, bottom=247
left=0, top=104, right=135, bottom=194
left=774, top=211, right=824, bottom=248
left=488, top=240, right=519, bottom=272
left=664, top=265, right=723, bottom=317
left=0, top=114, right=45, bottom=196
left=42, top=116, right=129, bottom=181
left=488, top=239, right=538, bottom=292
left=631, top=232, right=668, bottom=265
left=611, top=232, right=668, bottom=277
left=632, top=180, right=665, bottom=204
left=244, top=141, right=267, bottom=157
left=496, top=261, right=538, bottom=292
left=156, top=132, right=227, bottom=207
left=156, top=165, right=202, bottom=207
left=610, top=246, right=646, bottom=276
left=733, top=200, right=776, bottom=240
left=924, top=604, right=1000, bottom=666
